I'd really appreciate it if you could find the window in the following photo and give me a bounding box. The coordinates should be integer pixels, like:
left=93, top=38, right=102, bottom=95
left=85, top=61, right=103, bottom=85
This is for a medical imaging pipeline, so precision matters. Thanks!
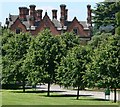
left=73, top=27, right=78, bottom=35
left=16, top=28, right=21, bottom=34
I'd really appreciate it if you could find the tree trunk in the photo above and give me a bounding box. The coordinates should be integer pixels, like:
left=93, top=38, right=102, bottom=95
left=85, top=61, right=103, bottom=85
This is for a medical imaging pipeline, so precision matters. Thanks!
left=47, top=81, right=50, bottom=96
left=22, top=79, right=25, bottom=93
left=114, top=88, right=117, bottom=103
left=77, top=86, right=80, bottom=100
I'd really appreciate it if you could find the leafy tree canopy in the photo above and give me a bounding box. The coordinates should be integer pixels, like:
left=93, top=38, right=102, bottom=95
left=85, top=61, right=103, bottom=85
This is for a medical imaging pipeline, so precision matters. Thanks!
left=92, top=1, right=120, bottom=34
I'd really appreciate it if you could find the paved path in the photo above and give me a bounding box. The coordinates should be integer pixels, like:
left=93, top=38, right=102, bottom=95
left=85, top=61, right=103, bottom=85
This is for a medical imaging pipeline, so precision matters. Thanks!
left=36, top=84, right=120, bottom=101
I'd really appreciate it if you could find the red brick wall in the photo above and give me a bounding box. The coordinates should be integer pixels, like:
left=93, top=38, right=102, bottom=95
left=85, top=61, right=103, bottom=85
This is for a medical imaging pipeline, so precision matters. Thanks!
left=67, top=18, right=89, bottom=37
left=10, top=18, right=27, bottom=33
left=35, top=15, right=60, bottom=35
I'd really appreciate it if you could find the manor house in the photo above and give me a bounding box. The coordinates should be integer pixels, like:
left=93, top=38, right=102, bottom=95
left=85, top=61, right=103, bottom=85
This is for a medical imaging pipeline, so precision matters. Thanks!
left=5, top=4, right=92, bottom=41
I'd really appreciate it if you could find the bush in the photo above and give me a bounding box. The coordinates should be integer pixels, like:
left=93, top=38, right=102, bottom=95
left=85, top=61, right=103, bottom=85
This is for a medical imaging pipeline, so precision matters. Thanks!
left=115, top=26, right=120, bottom=35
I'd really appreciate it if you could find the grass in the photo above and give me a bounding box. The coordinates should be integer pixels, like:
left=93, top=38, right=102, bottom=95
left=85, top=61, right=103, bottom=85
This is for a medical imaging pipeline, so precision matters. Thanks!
left=2, top=89, right=120, bottom=105
left=0, top=90, right=2, bottom=107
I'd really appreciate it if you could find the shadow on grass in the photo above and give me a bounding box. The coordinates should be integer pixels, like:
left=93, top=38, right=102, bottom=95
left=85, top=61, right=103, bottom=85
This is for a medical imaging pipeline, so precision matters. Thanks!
left=44, top=94, right=109, bottom=102
left=10, top=90, right=66, bottom=94
left=73, top=98, right=109, bottom=101
left=48, top=94, right=93, bottom=97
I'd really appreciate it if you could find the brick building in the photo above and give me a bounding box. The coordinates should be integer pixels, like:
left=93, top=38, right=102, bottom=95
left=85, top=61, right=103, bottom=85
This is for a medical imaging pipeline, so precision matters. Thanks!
left=5, top=4, right=92, bottom=40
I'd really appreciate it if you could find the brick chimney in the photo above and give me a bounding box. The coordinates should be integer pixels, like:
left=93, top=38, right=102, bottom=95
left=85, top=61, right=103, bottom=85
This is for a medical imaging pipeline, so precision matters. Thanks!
left=29, top=5, right=36, bottom=17
left=36, top=9, right=43, bottom=21
left=19, top=7, right=27, bottom=21
left=52, top=9, right=57, bottom=19
left=60, top=4, right=66, bottom=26
left=65, top=9, right=68, bottom=21
left=29, top=5, right=36, bottom=26
left=87, top=4, right=92, bottom=27
left=26, top=8, right=29, bottom=15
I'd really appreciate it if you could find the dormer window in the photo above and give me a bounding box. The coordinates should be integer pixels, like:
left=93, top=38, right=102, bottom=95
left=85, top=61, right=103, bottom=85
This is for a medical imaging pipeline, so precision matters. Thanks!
left=73, top=27, right=78, bottom=35
left=16, top=28, right=21, bottom=34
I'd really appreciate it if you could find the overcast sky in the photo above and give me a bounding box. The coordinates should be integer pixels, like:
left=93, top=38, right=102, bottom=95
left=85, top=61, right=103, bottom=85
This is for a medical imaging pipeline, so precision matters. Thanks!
left=0, top=0, right=104, bottom=26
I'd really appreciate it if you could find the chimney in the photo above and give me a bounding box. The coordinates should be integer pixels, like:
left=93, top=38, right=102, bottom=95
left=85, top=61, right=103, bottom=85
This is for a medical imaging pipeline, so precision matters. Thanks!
left=36, top=9, right=43, bottom=21
left=19, top=7, right=27, bottom=21
left=52, top=9, right=57, bottom=19
left=29, top=5, right=36, bottom=26
left=60, top=4, right=66, bottom=26
left=65, top=9, right=68, bottom=21
left=26, top=8, right=29, bottom=15
left=5, top=18, right=9, bottom=28
left=87, top=4, right=92, bottom=27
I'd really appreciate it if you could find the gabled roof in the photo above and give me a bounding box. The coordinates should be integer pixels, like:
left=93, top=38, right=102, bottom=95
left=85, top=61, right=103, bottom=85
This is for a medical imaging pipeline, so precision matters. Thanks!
left=67, top=17, right=88, bottom=37
left=9, top=14, right=18, bottom=27
left=10, top=17, right=26, bottom=30
left=35, top=12, right=59, bottom=35
left=8, top=14, right=89, bottom=31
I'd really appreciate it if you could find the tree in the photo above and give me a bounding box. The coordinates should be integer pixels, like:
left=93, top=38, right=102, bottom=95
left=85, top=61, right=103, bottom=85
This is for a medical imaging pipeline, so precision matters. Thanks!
left=24, top=30, right=64, bottom=96
left=85, top=33, right=120, bottom=103
left=92, top=1, right=120, bottom=34
left=57, top=46, right=89, bottom=99
left=115, top=11, right=120, bottom=35
left=2, top=30, right=32, bottom=92
left=59, top=32, right=81, bottom=51
left=24, top=30, right=81, bottom=96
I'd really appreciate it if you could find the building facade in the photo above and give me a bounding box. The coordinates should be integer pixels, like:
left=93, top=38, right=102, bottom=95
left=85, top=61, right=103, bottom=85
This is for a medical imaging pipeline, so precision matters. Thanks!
left=5, top=4, right=92, bottom=40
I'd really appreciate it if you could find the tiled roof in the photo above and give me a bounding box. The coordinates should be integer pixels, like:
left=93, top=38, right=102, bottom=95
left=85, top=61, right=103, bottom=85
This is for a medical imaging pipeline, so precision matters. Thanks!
left=8, top=15, right=18, bottom=27
left=8, top=15, right=89, bottom=31
left=79, top=21, right=88, bottom=29
left=22, top=21, right=30, bottom=29
left=52, top=18, right=62, bottom=28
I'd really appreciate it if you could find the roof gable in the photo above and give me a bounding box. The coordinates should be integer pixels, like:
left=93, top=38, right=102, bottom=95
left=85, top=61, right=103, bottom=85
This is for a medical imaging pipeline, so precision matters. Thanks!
left=36, top=12, right=60, bottom=35
left=67, top=17, right=88, bottom=36
left=10, top=17, right=27, bottom=32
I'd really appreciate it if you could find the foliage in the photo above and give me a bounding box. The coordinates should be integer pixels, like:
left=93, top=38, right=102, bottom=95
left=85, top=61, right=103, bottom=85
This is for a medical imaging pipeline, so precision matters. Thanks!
left=24, top=30, right=81, bottom=96
left=116, top=11, right=120, bottom=25
left=2, top=27, right=120, bottom=102
left=92, top=1, right=120, bottom=34
left=24, top=30, right=64, bottom=95
left=57, top=46, right=89, bottom=99
left=88, top=33, right=112, bottom=49
left=115, top=11, right=120, bottom=35
left=85, top=33, right=120, bottom=102
left=59, top=32, right=81, bottom=51
left=115, top=26, right=120, bottom=35
left=2, top=30, right=32, bottom=92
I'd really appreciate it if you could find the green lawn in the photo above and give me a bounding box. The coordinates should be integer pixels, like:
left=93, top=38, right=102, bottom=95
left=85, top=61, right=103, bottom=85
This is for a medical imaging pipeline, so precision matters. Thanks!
left=2, top=89, right=119, bottom=105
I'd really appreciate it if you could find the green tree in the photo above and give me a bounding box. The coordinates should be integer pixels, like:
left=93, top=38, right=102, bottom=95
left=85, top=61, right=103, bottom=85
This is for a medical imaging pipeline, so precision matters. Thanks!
left=57, top=46, right=89, bottom=99
left=85, top=34, right=120, bottom=103
left=59, top=32, right=81, bottom=51
left=25, top=30, right=81, bottom=96
left=2, top=30, right=32, bottom=92
left=25, top=30, right=65, bottom=96
left=93, top=1, right=120, bottom=34
left=115, top=11, right=120, bottom=35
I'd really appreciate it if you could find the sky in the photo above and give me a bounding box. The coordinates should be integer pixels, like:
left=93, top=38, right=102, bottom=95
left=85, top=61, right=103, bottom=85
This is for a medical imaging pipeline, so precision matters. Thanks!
left=0, top=0, right=104, bottom=26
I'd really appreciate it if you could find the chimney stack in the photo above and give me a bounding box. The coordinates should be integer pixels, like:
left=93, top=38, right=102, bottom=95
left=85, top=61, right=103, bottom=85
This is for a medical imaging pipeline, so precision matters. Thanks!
left=19, top=7, right=27, bottom=21
left=29, top=5, right=36, bottom=26
left=52, top=9, right=57, bottom=19
left=36, top=9, right=43, bottom=21
left=60, top=4, right=66, bottom=26
left=29, top=5, right=36, bottom=17
left=26, top=8, right=29, bottom=15
left=87, top=4, right=92, bottom=27
left=65, top=9, right=68, bottom=21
